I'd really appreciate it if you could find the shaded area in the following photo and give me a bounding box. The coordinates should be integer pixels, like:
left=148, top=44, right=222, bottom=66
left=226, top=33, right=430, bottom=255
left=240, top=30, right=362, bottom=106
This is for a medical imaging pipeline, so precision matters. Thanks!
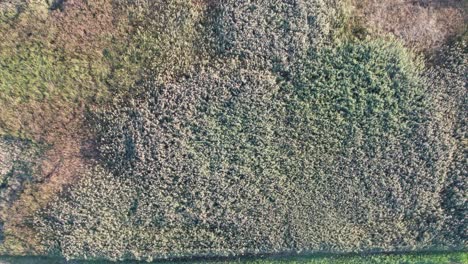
left=0, top=250, right=466, bottom=263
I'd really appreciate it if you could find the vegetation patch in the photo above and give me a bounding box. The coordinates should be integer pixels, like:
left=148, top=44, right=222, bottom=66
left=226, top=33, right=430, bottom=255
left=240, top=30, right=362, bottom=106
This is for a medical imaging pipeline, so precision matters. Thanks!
left=0, top=0, right=466, bottom=262
left=0, top=136, right=45, bottom=253
left=426, top=41, right=467, bottom=247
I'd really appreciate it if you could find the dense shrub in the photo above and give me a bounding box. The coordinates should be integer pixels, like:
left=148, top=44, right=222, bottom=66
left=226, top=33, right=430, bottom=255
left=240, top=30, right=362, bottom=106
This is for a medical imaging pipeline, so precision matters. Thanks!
left=0, top=0, right=112, bottom=253
left=425, top=41, right=467, bottom=246
left=0, top=1, right=19, bottom=22
left=0, top=0, right=204, bottom=137
left=0, top=1, right=110, bottom=137
left=50, top=0, right=118, bottom=57
left=0, top=0, right=215, bottom=255
left=0, top=103, right=99, bottom=255
left=33, top=39, right=465, bottom=260
left=207, top=0, right=343, bottom=69
left=282, top=41, right=447, bottom=250
left=1, top=0, right=465, bottom=261
left=0, top=137, right=42, bottom=220
left=35, top=68, right=282, bottom=260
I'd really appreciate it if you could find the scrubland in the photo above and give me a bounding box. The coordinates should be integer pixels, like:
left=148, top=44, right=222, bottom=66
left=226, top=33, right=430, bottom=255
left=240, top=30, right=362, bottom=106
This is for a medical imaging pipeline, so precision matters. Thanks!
left=0, top=0, right=466, bottom=262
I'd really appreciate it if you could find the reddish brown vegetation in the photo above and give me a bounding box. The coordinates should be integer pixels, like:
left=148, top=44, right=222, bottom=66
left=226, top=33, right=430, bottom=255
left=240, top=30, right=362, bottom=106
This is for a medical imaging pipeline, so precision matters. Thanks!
left=351, top=0, right=466, bottom=51
left=2, top=100, right=99, bottom=253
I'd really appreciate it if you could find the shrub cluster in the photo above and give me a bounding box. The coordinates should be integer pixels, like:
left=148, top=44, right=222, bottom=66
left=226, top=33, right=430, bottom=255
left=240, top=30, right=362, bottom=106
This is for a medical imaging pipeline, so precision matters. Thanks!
left=104, top=0, right=206, bottom=92
left=0, top=0, right=204, bottom=137
left=0, top=0, right=218, bottom=255
left=0, top=137, right=42, bottom=218
left=34, top=38, right=466, bottom=261
left=425, top=41, right=467, bottom=246
left=0, top=1, right=110, bottom=137
left=207, top=0, right=343, bottom=69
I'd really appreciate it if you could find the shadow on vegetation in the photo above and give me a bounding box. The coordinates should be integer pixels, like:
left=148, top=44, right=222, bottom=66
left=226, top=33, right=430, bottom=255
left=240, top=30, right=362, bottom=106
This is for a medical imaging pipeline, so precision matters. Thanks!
left=0, top=249, right=466, bottom=264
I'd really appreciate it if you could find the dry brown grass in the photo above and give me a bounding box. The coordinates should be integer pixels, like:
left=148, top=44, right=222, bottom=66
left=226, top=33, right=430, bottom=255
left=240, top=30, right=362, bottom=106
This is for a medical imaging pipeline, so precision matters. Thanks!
left=350, top=0, right=466, bottom=51
left=50, top=0, right=124, bottom=58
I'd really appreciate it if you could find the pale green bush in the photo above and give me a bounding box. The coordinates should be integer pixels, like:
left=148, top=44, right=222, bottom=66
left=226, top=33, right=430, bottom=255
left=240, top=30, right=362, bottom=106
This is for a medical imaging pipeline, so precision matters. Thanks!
left=106, top=0, right=205, bottom=91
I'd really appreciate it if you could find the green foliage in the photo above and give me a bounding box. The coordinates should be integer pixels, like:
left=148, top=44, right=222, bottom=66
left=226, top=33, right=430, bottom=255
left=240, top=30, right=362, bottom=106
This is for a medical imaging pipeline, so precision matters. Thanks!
left=207, top=0, right=343, bottom=69
left=0, top=0, right=25, bottom=22
left=0, top=251, right=466, bottom=263
left=0, top=1, right=110, bottom=137
left=34, top=165, right=138, bottom=260
left=0, top=251, right=464, bottom=263
left=0, top=42, right=106, bottom=104
left=0, top=0, right=204, bottom=137
left=250, top=252, right=468, bottom=264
